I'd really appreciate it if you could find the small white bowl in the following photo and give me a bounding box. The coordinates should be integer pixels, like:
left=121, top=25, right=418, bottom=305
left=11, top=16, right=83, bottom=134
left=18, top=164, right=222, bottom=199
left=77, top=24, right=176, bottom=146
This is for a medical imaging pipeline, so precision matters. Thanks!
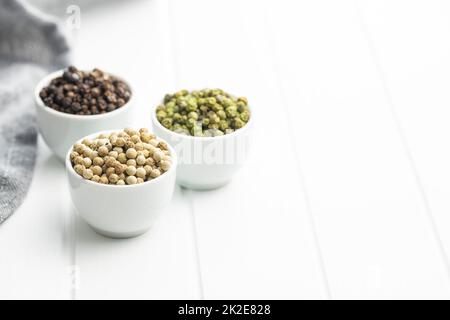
left=151, top=100, right=253, bottom=190
left=35, top=69, right=134, bottom=161
left=66, top=130, right=177, bottom=238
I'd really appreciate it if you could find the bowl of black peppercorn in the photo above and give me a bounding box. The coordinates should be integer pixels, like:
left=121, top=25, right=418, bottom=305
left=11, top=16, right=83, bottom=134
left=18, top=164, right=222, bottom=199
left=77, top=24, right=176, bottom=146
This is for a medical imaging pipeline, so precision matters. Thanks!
left=35, top=66, right=134, bottom=161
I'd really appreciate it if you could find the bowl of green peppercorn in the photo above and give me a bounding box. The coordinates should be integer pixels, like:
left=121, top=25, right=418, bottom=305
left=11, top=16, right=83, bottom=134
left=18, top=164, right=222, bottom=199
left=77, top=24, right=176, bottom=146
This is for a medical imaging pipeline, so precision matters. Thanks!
left=151, top=88, right=252, bottom=190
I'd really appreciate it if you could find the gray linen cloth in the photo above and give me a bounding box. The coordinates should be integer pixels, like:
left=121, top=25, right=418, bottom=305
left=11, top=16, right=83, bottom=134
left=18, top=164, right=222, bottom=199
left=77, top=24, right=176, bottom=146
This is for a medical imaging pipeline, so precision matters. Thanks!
left=0, top=0, right=69, bottom=224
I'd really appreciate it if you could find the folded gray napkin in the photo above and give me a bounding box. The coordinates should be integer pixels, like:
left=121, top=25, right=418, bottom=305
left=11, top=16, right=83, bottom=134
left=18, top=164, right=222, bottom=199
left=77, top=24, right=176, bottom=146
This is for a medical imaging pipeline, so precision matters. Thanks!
left=0, top=0, right=69, bottom=224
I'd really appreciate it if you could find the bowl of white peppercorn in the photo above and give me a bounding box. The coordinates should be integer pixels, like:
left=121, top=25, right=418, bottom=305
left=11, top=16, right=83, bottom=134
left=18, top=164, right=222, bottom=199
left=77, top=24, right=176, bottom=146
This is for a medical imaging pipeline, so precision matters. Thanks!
left=151, top=89, right=253, bottom=190
left=35, top=66, right=134, bottom=161
left=65, top=128, right=177, bottom=238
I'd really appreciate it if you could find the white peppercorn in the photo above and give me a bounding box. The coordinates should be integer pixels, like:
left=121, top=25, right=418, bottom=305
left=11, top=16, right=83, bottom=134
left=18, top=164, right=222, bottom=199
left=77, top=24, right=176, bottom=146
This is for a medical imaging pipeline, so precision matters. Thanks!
left=74, top=143, right=84, bottom=154
left=93, top=157, right=104, bottom=166
left=145, top=157, right=155, bottom=166
left=83, top=148, right=94, bottom=159
left=158, top=141, right=168, bottom=150
left=136, top=154, right=146, bottom=166
left=104, top=157, right=116, bottom=168
left=117, top=153, right=127, bottom=164
left=70, top=128, right=172, bottom=185
left=106, top=167, right=115, bottom=176
left=153, top=151, right=163, bottom=162
left=83, top=168, right=93, bottom=180
left=150, top=169, right=161, bottom=178
left=109, top=174, right=119, bottom=184
left=136, top=167, right=146, bottom=179
left=126, top=175, right=137, bottom=185
left=99, top=176, right=109, bottom=184
left=96, top=139, right=106, bottom=147
left=74, top=156, right=84, bottom=165
left=109, top=151, right=118, bottom=159
left=70, top=151, right=79, bottom=161
left=126, top=148, right=137, bottom=159
left=114, top=163, right=126, bottom=175
left=149, top=139, right=159, bottom=147
left=135, top=143, right=144, bottom=151
left=141, top=133, right=151, bottom=143
left=92, top=165, right=102, bottom=176
left=131, top=135, right=140, bottom=144
left=126, top=166, right=137, bottom=176
left=125, top=140, right=134, bottom=149
left=160, top=161, right=171, bottom=172
left=127, top=159, right=137, bottom=167
left=116, top=137, right=125, bottom=147
left=74, top=164, right=84, bottom=175
left=83, top=157, right=92, bottom=168
left=98, top=146, right=108, bottom=157
left=89, top=151, right=99, bottom=160
left=144, top=165, right=152, bottom=174
left=110, top=135, right=118, bottom=145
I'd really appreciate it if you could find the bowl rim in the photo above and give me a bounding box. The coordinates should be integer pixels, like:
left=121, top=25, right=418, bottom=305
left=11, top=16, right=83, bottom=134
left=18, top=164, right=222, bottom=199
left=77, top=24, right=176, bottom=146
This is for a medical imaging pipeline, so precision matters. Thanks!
left=151, top=90, right=253, bottom=141
left=66, top=129, right=177, bottom=189
left=35, top=68, right=134, bottom=121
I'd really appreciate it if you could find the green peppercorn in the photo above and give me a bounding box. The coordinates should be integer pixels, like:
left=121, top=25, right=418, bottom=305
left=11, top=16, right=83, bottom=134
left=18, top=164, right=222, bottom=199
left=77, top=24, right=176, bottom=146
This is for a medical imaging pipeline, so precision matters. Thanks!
left=156, top=89, right=250, bottom=137
left=233, top=117, right=245, bottom=129
left=162, top=95, right=171, bottom=103
left=188, top=111, right=198, bottom=120
left=192, top=125, right=203, bottom=137
left=238, top=97, right=248, bottom=104
left=161, top=118, right=173, bottom=129
left=207, top=97, right=216, bottom=105
left=225, top=106, right=237, bottom=118
left=173, top=113, right=182, bottom=122
left=156, top=110, right=167, bottom=122
left=186, top=118, right=197, bottom=129
left=186, top=98, right=198, bottom=111
left=240, top=111, right=250, bottom=122
left=217, top=110, right=226, bottom=120
left=219, top=120, right=229, bottom=131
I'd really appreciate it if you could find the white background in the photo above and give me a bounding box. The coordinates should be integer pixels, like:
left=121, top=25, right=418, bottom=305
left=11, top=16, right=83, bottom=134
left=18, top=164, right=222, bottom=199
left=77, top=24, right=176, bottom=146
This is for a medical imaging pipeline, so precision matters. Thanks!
left=2, top=0, right=450, bottom=299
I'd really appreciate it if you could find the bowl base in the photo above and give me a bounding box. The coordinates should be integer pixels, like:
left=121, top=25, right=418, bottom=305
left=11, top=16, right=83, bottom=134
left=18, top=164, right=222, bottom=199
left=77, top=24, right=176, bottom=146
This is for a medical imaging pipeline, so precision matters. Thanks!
left=90, top=226, right=151, bottom=239
left=177, top=179, right=230, bottom=191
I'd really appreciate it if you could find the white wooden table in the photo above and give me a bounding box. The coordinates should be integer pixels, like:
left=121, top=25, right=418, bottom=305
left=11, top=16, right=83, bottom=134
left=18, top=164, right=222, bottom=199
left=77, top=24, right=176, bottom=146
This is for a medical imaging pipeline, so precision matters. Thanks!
left=2, top=0, right=450, bottom=299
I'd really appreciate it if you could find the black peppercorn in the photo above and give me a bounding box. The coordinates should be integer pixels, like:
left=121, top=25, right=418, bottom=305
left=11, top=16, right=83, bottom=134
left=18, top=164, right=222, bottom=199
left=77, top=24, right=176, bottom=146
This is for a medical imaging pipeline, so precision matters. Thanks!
left=40, top=66, right=131, bottom=116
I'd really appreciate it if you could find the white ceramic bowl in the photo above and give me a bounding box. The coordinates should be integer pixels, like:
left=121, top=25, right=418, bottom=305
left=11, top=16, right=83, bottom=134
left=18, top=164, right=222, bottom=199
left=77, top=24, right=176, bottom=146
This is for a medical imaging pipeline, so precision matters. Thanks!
left=66, top=130, right=177, bottom=238
left=151, top=101, right=253, bottom=190
left=35, top=69, right=134, bottom=161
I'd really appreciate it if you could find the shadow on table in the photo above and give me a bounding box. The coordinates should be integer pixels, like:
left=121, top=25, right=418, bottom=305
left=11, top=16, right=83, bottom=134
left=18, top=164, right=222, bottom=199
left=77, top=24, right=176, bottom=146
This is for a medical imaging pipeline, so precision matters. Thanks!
left=41, top=152, right=64, bottom=170
left=72, top=208, right=156, bottom=247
